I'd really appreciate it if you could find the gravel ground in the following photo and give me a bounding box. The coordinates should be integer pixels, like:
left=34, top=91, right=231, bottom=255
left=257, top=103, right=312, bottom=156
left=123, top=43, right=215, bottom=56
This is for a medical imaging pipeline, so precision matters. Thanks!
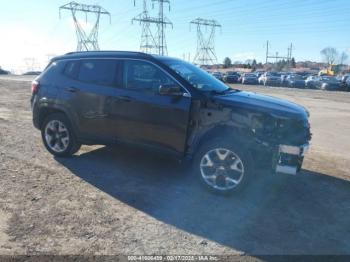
left=0, top=77, right=349, bottom=257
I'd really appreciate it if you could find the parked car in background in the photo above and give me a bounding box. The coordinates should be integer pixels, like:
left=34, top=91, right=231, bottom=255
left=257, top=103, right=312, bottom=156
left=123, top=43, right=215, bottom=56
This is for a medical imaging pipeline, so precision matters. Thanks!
left=298, top=72, right=311, bottom=79
left=341, top=74, right=349, bottom=83
left=305, top=75, right=319, bottom=89
left=212, top=72, right=223, bottom=81
left=317, top=76, right=342, bottom=91
left=258, top=74, right=265, bottom=85
left=340, top=74, right=350, bottom=89
left=346, top=77, right=350, bottom=91
left=0, top=68, right=10, bottom=75
left=341, top=74, right=350, bottom=83
left=23, top=71, right=42, bottom=76
left=280, top=73, right=289, bottom=86
left=261, top=72, right=282, bottom=86
left=241, top=73, right=259, bottom=85
left=254, top=71, right=264, bottom=78
left=285, top=74, right=306, bottom=88
left=223, top=71, right=240, bottom=83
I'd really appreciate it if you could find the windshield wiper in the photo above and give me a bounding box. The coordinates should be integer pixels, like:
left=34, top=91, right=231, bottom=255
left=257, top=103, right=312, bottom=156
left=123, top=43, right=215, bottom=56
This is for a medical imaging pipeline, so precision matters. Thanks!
left=208, top=90, right=227, bottom=95
left=209, top=88, right=239, bottom=95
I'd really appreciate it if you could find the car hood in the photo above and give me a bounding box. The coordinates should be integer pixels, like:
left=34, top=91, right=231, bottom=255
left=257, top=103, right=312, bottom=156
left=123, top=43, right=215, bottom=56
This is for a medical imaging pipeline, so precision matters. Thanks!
left=289, top=79, right=305, bottom=82
left=323, top=80, right=340, bottom=84
left=267, top=76, right=280, bottom=80
left=214, top=91, right=308, bottom=119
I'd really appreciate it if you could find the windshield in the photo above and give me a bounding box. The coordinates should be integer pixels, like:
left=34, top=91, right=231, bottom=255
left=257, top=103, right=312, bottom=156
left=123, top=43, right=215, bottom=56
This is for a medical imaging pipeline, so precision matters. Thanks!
left=289, top=75, right=303, bottom=80
left=268, top=72, right=281, bottom=77
left=322, top=77, right=338, bottom=82
left=161, top=58, right=230, bottom=92
left=245, top=74, right=256, bottom=77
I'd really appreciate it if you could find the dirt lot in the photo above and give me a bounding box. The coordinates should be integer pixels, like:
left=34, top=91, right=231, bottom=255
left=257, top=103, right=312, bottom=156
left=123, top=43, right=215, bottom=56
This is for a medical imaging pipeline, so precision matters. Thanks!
left=0, top=75, right=349, bottom=256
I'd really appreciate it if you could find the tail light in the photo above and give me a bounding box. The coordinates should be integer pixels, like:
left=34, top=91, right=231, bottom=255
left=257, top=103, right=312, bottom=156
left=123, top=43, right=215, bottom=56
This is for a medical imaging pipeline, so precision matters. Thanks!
left=31, top=80, right=39, bottom=94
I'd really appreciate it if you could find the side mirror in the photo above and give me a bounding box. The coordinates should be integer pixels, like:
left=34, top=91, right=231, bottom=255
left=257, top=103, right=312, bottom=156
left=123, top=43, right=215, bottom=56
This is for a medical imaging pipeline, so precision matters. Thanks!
left=159, top=84, right=183, bottom=96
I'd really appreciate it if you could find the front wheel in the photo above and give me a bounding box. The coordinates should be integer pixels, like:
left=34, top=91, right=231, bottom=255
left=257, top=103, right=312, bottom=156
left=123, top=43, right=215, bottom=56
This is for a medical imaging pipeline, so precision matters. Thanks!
left=193, top=138, right=253, bottom=194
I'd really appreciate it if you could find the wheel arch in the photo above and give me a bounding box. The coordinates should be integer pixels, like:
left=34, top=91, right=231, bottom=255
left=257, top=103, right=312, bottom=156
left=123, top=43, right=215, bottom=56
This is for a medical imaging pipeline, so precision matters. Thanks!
left=188, top=124, right=254, bottom=158
left=38, top=104, right=79, bottom=135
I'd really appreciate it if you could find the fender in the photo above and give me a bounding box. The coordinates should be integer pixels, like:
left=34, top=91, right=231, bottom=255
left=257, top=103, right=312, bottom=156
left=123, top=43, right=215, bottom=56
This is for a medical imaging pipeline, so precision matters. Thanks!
left=37, top=100, right=81, bottom=136
left=185, top=100, right=257, bottom=158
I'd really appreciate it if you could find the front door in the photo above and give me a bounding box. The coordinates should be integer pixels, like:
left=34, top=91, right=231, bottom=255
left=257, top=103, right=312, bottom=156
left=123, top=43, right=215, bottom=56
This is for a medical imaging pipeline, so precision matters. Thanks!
left=111, top=59, right=191, bottom=154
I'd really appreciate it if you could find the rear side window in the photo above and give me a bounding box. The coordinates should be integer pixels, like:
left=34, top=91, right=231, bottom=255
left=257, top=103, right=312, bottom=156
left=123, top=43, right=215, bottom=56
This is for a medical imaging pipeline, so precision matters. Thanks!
left=78, top=59, right=118, bottom=86
left=63, top=60, right=79, bottom=79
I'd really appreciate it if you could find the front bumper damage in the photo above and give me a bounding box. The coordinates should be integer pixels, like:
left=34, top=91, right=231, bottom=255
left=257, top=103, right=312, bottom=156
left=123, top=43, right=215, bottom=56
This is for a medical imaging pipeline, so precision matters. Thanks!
left=275, top=144, right=309, bottom=175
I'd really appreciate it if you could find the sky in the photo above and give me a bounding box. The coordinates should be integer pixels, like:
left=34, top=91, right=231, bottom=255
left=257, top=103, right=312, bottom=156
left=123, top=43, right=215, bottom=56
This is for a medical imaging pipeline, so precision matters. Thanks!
left=0, top=0, right=349, bottom=73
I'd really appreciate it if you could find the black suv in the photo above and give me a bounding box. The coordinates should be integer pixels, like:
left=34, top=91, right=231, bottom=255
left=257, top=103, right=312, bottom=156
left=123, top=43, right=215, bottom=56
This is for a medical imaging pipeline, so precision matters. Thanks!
left=31, top=51, right=311, bottom=194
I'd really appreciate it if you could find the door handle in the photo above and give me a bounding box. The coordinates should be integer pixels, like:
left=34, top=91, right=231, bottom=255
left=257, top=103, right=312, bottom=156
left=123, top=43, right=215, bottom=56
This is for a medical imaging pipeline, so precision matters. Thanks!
left=65, top=87, right=79, bottom=93
left=116, top=96, right=133, bottom=102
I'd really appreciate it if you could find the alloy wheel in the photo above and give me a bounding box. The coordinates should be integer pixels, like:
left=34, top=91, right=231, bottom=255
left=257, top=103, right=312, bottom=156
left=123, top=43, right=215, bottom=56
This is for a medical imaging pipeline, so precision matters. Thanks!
left=44, top=120, right=70, bottom=153
left=200, top=148, right=245, bottom=191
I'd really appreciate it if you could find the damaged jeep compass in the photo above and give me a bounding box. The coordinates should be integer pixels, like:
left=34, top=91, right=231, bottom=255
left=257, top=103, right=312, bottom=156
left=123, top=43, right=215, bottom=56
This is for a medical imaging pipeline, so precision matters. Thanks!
left=31, top=51, right=311, bottom=194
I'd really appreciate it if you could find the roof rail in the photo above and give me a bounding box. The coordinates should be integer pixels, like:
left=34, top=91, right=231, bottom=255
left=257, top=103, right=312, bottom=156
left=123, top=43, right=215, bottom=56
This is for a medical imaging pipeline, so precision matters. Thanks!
left=64, top=50, right=149, bottom=56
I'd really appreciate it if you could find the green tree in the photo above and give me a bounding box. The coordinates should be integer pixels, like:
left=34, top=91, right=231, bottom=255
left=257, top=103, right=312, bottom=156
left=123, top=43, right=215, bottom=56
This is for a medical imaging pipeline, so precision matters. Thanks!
left=291, top=57, right=296, bottom=68
left=252, top=59, right=257, bottom=70
left=223, top=57, right=232, bottom=68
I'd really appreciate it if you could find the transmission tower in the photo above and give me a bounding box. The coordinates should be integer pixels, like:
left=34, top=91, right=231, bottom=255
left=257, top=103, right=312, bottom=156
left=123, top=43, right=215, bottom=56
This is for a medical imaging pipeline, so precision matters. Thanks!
left=151, top=0, right=173, bottom=56
left=59, top=1, right=111, bottom=51
left=24, top=58, right=40, bottom=72
left=132, top=0, right=158, bottom=54
left=190, top=18, right=222, bottom=66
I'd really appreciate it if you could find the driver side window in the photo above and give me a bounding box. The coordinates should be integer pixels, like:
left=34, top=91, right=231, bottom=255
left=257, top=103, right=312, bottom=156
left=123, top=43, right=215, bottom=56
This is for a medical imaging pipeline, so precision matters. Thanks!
left=124, top=60, right=175, bottom=93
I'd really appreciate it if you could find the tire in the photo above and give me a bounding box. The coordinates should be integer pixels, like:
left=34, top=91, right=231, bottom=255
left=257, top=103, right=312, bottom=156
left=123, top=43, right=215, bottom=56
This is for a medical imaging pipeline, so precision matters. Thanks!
left=41, top=113, right=81, bottom=157
left=193, top=137, right=253, bottom=195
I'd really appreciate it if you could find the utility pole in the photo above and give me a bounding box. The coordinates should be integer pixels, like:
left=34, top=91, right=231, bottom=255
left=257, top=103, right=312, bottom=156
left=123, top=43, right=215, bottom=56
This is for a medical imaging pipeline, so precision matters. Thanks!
left=132, top=0, right=157, bottom=54
left=59, top=2, right=111, bottom=51
left=265, top=41, right=293, bottom=64
left=151, top=0, right=173, bottom=56
left=287, top=43, right=293, bottom=63
left=265, top=40, right=269, bottom=64
left=190, top=18, right=222, bottom=66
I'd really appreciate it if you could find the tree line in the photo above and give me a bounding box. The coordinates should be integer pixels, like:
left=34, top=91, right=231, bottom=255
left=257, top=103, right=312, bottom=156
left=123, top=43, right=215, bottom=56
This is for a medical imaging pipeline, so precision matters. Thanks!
left=222, top=46, right=348, bottom=71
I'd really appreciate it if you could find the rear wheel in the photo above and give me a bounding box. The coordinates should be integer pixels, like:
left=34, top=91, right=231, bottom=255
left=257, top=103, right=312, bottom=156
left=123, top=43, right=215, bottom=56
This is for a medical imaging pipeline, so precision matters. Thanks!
left=193, top=138, right=253, bottom=194
left=41, top=113, right=81, bottom=157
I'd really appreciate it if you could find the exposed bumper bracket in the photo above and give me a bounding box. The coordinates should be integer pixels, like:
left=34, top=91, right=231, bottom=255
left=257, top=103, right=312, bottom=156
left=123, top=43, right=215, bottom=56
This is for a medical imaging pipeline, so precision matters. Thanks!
left=275, top=143, right=309, bottom=175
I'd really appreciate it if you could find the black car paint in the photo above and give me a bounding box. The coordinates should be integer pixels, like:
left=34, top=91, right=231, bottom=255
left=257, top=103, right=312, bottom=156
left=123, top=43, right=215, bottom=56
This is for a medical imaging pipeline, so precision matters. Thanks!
left=285, top=75, right=306, bottom=88
left=223, top=73, right=240, bottom=83
left=32, top=51, right=311, bottom=167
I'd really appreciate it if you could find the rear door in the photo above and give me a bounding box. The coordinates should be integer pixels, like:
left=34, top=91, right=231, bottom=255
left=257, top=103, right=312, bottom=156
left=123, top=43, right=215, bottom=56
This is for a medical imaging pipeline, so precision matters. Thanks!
left=110, top=59, right=192, bottom=154
left=60, top=58, right=123, bottom=141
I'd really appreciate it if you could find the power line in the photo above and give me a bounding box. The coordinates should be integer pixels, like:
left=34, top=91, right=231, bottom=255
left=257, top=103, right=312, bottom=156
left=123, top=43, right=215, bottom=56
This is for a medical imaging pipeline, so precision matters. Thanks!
left=59, top=1, right=111, bottom=51
left=190, top=18, right=222, bottom=66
